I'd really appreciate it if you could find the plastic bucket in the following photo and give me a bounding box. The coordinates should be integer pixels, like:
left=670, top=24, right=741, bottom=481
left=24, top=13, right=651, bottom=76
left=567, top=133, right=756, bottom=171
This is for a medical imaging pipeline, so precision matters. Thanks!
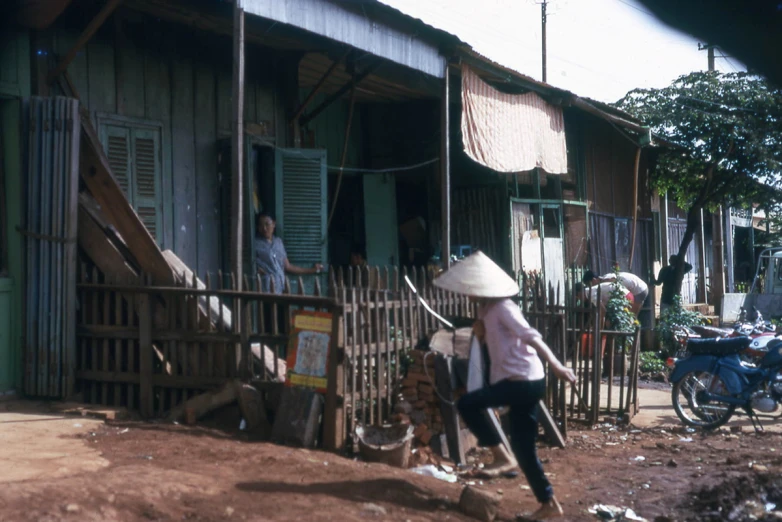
left=355, top=424, right=414, bottom=468
left=580, top=333, right=607, bottom=358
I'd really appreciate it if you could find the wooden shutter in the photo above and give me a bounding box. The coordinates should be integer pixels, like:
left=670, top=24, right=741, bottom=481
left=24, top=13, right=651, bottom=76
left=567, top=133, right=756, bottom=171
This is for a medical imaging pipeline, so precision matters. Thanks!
left=275, top=149, right=327, bottom=292
left=130, top=128, right=161, bottom=241
left=102, top=125, right=132, bottom=201
left=99, top=121, right=163, bottom=244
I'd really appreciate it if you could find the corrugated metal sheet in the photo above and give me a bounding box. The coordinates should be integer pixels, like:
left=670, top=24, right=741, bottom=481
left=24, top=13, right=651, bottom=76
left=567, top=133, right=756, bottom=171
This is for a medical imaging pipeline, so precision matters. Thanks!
left=238, top=0, right=445, bottom=78
left=298, top=53, right=435, bottom=103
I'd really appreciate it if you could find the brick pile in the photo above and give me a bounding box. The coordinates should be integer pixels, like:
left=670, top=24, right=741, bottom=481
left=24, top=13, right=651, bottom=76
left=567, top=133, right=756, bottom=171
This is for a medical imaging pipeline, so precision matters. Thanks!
left=392, top=349, right=444, bottom=447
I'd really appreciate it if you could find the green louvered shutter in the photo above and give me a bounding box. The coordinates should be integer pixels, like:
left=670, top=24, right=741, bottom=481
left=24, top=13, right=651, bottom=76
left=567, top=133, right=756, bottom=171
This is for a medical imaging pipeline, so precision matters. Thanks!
left=99, top=122, right=162, bottom=245
left=131, top=128, right=162, bottom=242
left=275, top=148, right=327, bottom=294
left=102, top=125, right=132, bottom=200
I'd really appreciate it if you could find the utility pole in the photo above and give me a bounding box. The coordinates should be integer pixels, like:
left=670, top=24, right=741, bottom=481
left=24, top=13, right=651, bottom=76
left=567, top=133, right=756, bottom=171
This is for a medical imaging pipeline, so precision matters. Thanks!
left=541, top=0, right=547, bottom=82
left=700, top=42, right=728, bottom=310
left=698, top=43, right=715, bottom=72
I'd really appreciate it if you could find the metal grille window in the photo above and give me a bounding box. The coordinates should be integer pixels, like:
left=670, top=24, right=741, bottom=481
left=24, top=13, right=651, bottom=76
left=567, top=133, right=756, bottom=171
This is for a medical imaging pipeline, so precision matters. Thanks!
left=98, top=117, right=163, bottom=242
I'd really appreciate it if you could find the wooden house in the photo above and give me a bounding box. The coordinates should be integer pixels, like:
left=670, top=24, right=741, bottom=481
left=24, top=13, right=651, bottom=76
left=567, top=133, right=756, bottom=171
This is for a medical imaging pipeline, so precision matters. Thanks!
left=1, top=0, right=668, bottom=411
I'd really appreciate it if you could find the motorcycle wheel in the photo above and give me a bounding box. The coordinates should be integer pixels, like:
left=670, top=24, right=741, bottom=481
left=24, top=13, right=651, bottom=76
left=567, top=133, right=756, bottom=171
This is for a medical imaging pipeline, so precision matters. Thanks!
left=672, top=371, right=736, bottom=429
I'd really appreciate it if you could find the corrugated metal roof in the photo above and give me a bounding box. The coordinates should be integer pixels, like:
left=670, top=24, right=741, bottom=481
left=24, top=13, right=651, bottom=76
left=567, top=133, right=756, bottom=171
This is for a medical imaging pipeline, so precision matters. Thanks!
left=298, top=53, right=439, bottom=103
left=238, top=0, right=446, bottom=77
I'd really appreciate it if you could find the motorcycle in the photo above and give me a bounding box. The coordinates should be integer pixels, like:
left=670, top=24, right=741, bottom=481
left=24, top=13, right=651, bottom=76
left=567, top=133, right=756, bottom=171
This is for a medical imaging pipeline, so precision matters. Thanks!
left=669, top=335, right=782, bottom=431
left=689, top=307, right=781, bottom=363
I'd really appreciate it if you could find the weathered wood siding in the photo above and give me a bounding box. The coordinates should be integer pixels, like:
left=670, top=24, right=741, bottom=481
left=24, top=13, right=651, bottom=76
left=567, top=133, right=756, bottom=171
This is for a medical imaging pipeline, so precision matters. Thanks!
left=583, top=115, right=651, bottom=220
left=51, top=14, right=286, bottom=277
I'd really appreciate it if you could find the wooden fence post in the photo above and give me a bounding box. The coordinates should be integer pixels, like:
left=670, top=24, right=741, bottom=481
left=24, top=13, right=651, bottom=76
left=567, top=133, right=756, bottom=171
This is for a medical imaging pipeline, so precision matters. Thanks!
left=323, top=306, right=345, bottom=451
left=239, top=299, right=251, bottom=379
left=138, top=291, right=153, bottom=418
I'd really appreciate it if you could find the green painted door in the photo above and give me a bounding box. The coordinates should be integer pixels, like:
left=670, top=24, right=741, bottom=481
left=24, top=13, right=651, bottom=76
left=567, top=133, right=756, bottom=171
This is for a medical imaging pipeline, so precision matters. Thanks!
left=363, top=174, right=398, bottom=267
left=0, top=279, right=11, bottom=392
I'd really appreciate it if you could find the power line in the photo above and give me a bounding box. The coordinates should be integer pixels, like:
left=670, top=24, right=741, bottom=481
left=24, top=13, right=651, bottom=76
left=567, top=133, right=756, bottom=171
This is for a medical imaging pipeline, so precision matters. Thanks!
left=615, top=0, right=656, bottom=17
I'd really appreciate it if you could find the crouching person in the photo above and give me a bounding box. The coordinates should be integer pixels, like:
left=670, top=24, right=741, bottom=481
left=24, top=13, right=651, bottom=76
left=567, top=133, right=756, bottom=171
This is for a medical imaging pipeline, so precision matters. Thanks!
left=433, top=252, right=576, bottom=521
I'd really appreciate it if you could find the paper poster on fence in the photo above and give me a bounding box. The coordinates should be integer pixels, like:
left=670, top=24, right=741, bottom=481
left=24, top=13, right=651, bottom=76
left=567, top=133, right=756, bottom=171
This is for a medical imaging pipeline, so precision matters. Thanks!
left=285, top=310, right=333, bottom=393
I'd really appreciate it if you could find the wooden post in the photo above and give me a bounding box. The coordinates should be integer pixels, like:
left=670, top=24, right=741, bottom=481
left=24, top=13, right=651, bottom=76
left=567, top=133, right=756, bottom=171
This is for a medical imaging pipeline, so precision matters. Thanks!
left=138, top=291, right=153, bottom=418
left=628, top=147, right=641, bottom=268
left=230, top=2, right=245, bottom=290
left=712, top=206, right=726, bottom=313
left=697, top=209, right=708, bottom=303
left=323, top=306, right=345, bottom=451
left=239, top=300, right=251, bottom=379
left=441, top=64, right=451, bottom=269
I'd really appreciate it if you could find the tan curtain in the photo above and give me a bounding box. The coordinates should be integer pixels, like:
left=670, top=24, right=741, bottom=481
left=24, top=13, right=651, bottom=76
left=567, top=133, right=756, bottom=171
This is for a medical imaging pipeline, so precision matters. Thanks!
left=461, top=65, right=568, bottom=174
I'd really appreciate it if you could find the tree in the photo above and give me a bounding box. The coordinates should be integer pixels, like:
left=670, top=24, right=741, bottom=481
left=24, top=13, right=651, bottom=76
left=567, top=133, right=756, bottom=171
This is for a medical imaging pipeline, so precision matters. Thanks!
left=616, top=71, right=782, bottom=297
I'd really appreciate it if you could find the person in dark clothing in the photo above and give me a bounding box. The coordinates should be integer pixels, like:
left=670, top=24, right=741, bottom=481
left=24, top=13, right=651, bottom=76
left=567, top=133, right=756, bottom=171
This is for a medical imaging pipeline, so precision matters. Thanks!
left=654, top=255, right=693, bottom=311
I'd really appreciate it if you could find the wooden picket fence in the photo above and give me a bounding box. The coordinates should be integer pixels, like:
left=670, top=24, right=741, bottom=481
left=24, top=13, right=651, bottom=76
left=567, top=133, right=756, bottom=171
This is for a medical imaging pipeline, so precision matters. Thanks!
left=73, top=261, right=641, bottom=450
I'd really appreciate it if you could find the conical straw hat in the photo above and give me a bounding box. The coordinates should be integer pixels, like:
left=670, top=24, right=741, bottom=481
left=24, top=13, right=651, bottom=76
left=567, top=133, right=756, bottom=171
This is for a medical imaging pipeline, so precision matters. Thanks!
left=433, top=251, right=520, bottom=298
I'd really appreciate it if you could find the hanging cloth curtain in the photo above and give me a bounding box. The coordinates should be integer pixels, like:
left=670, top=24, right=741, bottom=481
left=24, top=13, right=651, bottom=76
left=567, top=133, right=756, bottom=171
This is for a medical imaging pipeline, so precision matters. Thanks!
left=460, top=65, right=568, bottom=174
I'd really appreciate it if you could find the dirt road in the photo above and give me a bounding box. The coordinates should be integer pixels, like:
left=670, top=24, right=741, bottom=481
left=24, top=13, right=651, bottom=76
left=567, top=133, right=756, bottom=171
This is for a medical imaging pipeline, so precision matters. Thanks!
left=0, top=399, right=781, bottom=521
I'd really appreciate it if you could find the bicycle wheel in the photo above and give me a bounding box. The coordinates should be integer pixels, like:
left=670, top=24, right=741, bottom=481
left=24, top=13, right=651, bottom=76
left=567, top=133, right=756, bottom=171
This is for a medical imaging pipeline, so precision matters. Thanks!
left=672, top=370, right=736, bottom=429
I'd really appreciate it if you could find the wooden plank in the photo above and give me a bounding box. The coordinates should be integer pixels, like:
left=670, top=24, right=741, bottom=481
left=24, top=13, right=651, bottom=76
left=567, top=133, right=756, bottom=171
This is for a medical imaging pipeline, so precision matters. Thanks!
left=86, top=32, right=116, bottom=116
left=166, top=378, right=238, bottom=421
left=216, top=67, right=232, bottom=136
left=79, top=107, right=174, bottom=285
left=144, top=21, right=173, bottom=250
left=138, top=292, right=153, bottom=417
left=323, top=307, right=344, bottom=451
left=170, top=43, right=197, bottom=268
left=90, top=267, right=100, bottom=404
left=114, top=15, right=145, bottom=119
left=193, top=61, right=219, bottom=275
left=102, top=282, right=111, bottom=405
left=153, top=374, right=230, bottom=389
left=76, top=370, right=140, bottom=384
left=537, top=401, right=566, bottom=449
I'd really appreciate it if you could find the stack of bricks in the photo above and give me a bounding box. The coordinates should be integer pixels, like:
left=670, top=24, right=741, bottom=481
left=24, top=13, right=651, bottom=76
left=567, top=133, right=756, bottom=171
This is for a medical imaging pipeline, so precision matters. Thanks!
left=393, top=349, right=444, bottom=447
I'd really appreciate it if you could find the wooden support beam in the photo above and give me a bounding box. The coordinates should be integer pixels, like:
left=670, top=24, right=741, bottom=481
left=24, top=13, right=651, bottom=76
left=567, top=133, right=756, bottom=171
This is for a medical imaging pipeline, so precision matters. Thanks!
left=299, top=61, right=382, bottom=126
left=441, top=65, right=451, bottom=269
left=291, top=49, right=351, bottom=123
left=230, top=2, right=245, bottom=290
left=47, top=0, right=123, bottom=85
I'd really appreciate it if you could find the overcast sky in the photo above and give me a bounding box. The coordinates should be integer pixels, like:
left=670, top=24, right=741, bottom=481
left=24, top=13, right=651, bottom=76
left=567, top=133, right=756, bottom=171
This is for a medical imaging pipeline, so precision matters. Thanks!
left=381, top=0, right=745, bottom=103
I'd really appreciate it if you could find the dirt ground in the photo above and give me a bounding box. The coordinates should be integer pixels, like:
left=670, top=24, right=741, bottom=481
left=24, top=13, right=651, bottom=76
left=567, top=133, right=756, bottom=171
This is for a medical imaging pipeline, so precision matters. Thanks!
left=1, top=395, right=781, bottom=522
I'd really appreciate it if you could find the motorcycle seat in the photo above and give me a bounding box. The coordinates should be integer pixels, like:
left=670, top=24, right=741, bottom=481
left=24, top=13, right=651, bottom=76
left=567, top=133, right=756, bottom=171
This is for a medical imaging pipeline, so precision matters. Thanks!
left=691, top=325, right=733, bottom=338
left=686, top=336, right=751, bottom=355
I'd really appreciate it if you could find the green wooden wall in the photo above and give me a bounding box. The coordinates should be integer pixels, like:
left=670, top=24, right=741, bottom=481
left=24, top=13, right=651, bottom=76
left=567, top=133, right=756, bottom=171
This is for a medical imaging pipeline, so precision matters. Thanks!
left=51, top=15, right=287, bottom=277
left=0, top=29, right=30, bottom=394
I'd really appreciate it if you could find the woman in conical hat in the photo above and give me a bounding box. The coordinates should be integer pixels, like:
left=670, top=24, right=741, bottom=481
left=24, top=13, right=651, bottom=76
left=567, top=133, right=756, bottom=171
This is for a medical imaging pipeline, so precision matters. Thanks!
left=434, top=251, right=575, bottom=521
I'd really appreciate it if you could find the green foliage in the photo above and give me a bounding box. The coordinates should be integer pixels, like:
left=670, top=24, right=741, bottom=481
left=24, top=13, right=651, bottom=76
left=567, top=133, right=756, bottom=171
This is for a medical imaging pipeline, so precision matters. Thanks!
left=656, top=295, right=706, bottom=356
left=605, top=265, right=638, bottom=349
left=639, top=352, right=667, bottom=374
left=616, top=72, right=782, bottom=215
